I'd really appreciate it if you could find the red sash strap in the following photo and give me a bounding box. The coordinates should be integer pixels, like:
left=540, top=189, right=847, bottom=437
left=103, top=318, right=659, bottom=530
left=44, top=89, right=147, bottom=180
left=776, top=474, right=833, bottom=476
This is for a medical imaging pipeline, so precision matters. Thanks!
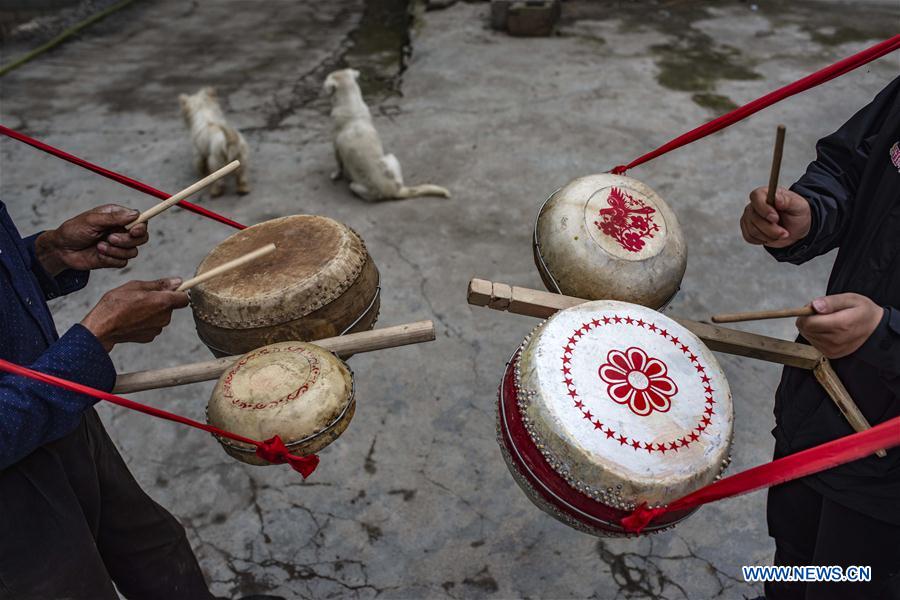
left=0, top=125, right=245, bottom=230
left=621, top=416, right=900, bottom=533
left=0, top=358, right=318, bottom=478
left=610, top=34, right=900, bottom=175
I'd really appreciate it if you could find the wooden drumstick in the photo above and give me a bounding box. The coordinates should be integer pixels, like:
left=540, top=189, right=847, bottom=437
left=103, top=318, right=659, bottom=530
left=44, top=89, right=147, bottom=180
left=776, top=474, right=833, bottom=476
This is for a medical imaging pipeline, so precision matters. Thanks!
left=126, top=160, right=240, bottom=229
left=113, top=320, right=436, bottom=393
left=766, top=124, right=786, bottom=206
left=177, top=243, right=275, bottom=292
left=711, top=305, right=815, bottom=323
left=467, top=277, right=884, bottom=457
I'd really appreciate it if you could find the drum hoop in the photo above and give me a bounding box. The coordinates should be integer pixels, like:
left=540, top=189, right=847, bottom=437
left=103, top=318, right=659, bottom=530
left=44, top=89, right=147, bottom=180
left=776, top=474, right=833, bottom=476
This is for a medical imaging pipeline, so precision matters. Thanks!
left=213, top=369, right=356, bottom=455
left=196, top=286, right=381, bottom=356
left=532, top=189, right=563, bottom=294
left=499, top=349, right=693, bottom=534
left=339, top=286, right=381, bottom=336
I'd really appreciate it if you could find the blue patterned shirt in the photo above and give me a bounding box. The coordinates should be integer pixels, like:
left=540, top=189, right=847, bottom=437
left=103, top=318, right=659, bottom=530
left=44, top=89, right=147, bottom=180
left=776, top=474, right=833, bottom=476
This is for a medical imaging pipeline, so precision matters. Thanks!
left=0, top=202, right=116, bottom=470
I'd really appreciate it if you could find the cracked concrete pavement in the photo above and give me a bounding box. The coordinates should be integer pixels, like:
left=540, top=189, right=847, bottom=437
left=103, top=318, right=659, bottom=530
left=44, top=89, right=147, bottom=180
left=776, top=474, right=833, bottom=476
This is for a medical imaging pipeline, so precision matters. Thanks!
left=1, top=1, right=898, bottom=598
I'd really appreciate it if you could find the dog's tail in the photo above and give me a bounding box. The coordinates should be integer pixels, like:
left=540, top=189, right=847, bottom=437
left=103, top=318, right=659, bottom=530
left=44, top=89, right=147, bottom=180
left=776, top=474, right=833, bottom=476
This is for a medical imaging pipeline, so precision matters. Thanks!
left=395, top=184, right=451, bottom=199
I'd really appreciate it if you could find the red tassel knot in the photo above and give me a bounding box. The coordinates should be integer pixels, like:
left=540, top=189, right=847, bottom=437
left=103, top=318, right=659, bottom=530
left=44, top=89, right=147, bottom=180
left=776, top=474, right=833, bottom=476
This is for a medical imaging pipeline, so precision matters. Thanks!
left=256, top=435, right=320, bottom=479
left=620, top=501, right=668, bottom=534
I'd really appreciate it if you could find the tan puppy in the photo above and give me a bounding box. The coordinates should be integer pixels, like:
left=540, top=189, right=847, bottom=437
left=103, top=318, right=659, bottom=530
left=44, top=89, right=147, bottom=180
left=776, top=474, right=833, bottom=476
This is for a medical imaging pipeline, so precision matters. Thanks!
left=179, top=87, right=250, bottom=196
left=324, top=69, right=450, bottom=201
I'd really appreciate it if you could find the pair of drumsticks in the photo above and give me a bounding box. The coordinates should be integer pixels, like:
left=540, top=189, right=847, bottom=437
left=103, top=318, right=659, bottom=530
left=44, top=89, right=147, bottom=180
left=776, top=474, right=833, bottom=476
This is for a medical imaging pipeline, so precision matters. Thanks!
left=711, top=125, right=816, bottom=325
left=125, top=160, right=275, bottom=291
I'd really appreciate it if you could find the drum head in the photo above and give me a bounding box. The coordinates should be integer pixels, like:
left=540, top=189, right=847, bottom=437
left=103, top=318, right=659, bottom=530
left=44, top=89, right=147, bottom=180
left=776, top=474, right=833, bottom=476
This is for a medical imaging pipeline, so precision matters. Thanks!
left=208, top=342, right=355, bottom=465
left=534, top=174, right=686, bottom=308
left=501, top=300, right=733, bottom=534
left=191, top=215, right=371, bottom=329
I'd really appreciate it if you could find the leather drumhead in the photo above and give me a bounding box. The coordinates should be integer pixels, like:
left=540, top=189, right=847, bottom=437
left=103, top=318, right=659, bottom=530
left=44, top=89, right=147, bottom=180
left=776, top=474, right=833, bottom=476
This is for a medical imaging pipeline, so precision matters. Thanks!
left=534, top=174, right=686, bottom=308
left=208, top=342, right=354, bottom=463
left=191, top=215, right=370, bottom=329
left=513, top=300, right=733, bottom=511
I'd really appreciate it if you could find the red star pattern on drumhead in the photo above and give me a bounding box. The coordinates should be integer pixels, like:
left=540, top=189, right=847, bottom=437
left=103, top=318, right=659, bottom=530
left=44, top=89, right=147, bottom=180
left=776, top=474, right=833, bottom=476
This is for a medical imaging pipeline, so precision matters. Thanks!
left=559, top=313, right=717, bottom=455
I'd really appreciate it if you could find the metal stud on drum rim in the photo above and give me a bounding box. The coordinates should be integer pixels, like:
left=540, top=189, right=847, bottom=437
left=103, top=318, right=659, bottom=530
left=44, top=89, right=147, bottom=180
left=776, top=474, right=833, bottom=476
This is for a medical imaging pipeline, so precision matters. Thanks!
left=533, top=174, right=687, bottom=309
left=496, top=300, right=733, bottom=536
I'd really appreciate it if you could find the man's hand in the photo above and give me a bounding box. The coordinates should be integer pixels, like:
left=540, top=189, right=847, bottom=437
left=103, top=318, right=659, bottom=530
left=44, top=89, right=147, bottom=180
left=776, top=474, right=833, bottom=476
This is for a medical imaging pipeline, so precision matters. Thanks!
left=740, top=187, right=812, bottom=248
left=34, top=205, right=149, bottom=276
left=796, top=293, right=885, bottom=359
left=81, top=279, right=189, bottom=352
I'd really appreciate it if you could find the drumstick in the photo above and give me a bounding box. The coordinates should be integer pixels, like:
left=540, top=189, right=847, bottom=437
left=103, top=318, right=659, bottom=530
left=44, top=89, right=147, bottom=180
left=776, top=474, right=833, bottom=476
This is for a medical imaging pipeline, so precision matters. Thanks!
left=113, top=320, right=436, bottom=393
left=468, top=278, right=884, bottom=458
left=126, top=160, right=240, bottom=229
left=711, top=305, right=816, bottom=323
left=177, top=243, right=276, bottom=292
left=467, top=278, right=820, bottom=368
left=765, top=124, right=786, bottom=206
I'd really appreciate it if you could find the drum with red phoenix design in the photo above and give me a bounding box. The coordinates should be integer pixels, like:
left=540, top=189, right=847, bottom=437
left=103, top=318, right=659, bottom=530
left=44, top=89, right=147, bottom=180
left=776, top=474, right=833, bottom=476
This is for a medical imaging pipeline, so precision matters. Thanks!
left=533, top=174, right=686, bottom=309
left=497, top=300, right=733, bottom=536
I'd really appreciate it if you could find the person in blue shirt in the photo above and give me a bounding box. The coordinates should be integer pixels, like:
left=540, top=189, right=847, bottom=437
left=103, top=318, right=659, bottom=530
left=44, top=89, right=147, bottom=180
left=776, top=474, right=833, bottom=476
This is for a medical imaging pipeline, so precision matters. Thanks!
left=0, top=201, right=214, bottom=599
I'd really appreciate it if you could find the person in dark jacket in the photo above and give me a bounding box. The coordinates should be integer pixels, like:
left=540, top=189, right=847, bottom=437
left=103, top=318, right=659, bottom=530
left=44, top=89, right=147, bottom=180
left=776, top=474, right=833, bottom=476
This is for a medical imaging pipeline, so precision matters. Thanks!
left=0, top=201, right=215, bottom=599
left=739, top=75, right=900, bottom=600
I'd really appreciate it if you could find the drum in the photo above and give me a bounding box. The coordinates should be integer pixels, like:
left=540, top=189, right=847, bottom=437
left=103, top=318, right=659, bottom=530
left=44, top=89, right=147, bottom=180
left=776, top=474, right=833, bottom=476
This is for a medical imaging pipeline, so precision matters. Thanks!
left=208, top=341, right=355, bottom=465
left=497, top=300, right=733, bottom=536
left=533, top=174, right=686, bottom=309
left=190, top=215, right=380, bottom=357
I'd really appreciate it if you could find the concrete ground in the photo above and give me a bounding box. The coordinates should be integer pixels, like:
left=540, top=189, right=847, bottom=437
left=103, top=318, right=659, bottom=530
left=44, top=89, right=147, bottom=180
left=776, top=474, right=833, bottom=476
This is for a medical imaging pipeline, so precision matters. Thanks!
left=1, top=0, right=898, bottom=598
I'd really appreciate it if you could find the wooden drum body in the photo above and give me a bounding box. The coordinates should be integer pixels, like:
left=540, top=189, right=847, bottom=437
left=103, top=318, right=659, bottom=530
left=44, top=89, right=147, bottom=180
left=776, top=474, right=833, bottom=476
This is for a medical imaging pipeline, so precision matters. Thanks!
left=533, top=174, right=686, bottom=309
left=191, top=215, right=380, bottom=357
left=208, top=342, right=355, bottom=465
left=497, top=300, right=733, bottom=536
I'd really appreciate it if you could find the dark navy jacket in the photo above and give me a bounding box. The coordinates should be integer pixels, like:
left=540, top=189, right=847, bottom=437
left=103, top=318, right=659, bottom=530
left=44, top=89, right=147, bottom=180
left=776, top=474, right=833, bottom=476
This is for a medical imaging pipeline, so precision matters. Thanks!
left=0, top=202, right=116, bottom=471
left=770, top=76, right=900, bottom=523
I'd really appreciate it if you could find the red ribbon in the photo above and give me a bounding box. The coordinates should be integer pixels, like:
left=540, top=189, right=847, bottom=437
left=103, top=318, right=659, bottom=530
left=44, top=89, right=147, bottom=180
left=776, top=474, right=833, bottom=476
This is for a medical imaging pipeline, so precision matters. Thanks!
left=611, top=34, right=900, bottom=175
left=0, top=358, right=318, bottom=478
left=0, top=125, right=245, bottom=230
left=621, top=415, right=900, bottom=533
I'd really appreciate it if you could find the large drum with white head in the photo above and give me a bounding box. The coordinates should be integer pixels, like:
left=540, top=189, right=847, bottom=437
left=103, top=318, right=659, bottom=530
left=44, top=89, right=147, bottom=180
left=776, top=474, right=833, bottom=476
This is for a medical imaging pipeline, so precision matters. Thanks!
left=208, top=341, right=355, bottom=465
left=191, top=215, right=380, bottom=357
left=498, top=300, right=732, bottom=536
left=533, top=174, right=686, bottom=308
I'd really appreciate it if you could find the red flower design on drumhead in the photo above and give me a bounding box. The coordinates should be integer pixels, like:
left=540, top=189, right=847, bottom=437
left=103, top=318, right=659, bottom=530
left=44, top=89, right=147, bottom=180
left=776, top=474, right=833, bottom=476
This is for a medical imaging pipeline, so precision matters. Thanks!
left=598, top=347, right=677, bottom=416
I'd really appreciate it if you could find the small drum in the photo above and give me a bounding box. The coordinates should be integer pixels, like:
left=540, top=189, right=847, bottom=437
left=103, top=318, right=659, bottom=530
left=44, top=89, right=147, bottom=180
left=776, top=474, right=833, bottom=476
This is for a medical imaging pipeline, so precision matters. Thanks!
left=498, top=300, right=733, bottom=536
left=533, top=174, right=686, bottom=309
left=208, top=341, right=355, bottom=465
left=191, top=215, right=380, bottom=357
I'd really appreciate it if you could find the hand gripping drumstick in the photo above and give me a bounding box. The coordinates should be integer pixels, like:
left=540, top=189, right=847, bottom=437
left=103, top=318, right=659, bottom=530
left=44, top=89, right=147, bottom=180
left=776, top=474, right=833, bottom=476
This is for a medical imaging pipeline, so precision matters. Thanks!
left=113, top=320, right=436, bottom=393
left=466, top=278, right=886, bottom=457
left=176, top=243, right=276, bottom=292
left=712, top=305, right=815, bottom=323
left=126, top=160, right=241, bottom=230
left=766, top=124, right=786, bottom=206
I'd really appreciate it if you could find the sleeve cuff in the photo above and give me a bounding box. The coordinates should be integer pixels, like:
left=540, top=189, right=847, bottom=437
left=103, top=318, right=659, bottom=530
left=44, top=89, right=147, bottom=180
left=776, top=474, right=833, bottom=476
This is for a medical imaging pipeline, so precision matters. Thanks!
left=53, top=324, right=117, bottom=393
left=23, top=233, right=90, bottom=300
left=855, top=307, right=900, bottom=378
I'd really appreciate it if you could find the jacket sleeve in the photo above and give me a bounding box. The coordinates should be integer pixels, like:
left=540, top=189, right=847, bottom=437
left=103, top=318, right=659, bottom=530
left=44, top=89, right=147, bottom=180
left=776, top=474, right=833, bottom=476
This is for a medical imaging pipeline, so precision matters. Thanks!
left=22, top=232, right=90, bottom=300
left=0, top=324, right=116, bottom=470
left=854, top=306, right=900, bottom=396
left=768, top=76, right=900, bottom=265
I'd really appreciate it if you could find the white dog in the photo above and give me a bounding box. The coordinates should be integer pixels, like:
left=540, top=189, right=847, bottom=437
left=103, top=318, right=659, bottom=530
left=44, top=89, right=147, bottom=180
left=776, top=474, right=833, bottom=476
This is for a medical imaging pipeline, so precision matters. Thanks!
left=324, top=69, right=450, bottom=201
left=179, top=87, right=250, bottom=196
